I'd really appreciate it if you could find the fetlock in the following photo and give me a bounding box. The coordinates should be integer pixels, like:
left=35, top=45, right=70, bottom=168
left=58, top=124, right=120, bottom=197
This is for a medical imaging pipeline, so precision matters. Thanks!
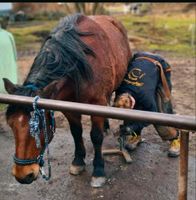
left=92, top=158, right=105, bottom=177
left=72, top=156, right=85, bottom=166
left=92, top=167, right=105, bottom=177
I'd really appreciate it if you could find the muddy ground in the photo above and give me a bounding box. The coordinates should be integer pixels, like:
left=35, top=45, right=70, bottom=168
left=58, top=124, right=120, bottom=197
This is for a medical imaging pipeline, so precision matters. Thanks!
left=0, top=52, right=195, bottom=200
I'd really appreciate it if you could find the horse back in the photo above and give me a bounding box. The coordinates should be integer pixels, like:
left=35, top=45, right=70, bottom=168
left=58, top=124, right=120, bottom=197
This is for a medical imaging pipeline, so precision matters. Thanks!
left=77, top=15, right=132, bottom=103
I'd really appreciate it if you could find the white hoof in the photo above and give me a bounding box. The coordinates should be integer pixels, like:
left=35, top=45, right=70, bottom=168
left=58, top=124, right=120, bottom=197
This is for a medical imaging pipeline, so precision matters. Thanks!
left=69, top=164, right=85, bottom=175
left=90, top=177, right=106, bottom=188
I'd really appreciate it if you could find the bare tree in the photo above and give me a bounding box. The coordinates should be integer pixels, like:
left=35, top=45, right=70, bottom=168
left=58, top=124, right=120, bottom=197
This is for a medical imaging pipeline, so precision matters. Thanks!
left=63, top=3, right=105, bottom=15
left=13, top=3, right=37, bottom=13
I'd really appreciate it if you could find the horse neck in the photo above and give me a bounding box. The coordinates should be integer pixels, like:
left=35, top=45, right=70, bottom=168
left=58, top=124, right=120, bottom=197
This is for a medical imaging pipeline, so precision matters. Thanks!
left=52, top=78, right=76, bottom=102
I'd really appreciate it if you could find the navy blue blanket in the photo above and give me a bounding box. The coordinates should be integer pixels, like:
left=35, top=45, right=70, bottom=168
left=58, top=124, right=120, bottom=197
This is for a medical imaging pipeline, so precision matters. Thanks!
left=116, top=52, right=172, bottom=134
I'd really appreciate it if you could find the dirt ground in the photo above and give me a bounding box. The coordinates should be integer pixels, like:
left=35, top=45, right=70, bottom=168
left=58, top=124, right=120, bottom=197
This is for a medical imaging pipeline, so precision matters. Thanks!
left=0, top=52, right=195, bottom=200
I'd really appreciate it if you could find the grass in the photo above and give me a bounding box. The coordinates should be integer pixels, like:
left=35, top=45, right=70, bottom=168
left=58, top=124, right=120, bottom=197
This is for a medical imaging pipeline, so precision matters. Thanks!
left=7, top=14, right=195, bottom=56
left=116, top=14, right=196, bottom=56
left=0, top=104, right=7, bottom=112
left=7, top=20, right=59, bottom=51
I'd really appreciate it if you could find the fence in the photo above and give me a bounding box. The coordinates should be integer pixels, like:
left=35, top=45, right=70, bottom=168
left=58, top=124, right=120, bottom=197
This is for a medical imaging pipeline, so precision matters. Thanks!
left=0, top=93, right=195, bottom=200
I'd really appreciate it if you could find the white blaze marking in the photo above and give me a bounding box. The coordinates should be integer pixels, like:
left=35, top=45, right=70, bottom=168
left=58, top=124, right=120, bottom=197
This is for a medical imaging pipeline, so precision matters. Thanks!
left=18, top=115, right=24, bottom=123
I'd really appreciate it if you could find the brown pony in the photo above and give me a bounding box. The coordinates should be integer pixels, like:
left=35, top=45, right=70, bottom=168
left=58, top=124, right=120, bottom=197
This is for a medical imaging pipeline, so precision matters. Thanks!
left=3, top=14, right=131, bottom=187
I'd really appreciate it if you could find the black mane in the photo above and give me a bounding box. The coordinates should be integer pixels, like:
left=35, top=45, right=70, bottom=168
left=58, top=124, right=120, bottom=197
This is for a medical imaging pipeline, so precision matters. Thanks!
left=6, top=13, right=95, bottom=118
left=25, top=13, right=95, bottom=92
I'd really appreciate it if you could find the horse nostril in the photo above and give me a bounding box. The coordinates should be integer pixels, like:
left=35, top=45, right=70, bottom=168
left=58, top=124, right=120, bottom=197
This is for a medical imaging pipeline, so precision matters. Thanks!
left=21, top=173, right=35, bottom=184
left=15, top=172, right=35, bottom=184
left=26, top=173, right=35, bottom=180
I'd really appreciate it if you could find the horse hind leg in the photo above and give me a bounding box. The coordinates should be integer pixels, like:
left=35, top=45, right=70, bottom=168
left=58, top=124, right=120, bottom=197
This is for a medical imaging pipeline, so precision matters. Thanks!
left=90, top=116, right=106, bottom=187
left=66, top=114, right=86, bottom=175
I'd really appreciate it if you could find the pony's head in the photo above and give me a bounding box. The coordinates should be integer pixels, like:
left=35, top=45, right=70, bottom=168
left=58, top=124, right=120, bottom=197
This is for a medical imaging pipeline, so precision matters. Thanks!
left=3, top=78, right=56, bottom=184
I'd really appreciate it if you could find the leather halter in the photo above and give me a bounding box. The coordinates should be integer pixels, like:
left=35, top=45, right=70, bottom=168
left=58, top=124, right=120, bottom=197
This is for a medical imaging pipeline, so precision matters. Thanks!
left=13, top=148, right=45, bottom=166
left=13, top=96, right=55, bottom=180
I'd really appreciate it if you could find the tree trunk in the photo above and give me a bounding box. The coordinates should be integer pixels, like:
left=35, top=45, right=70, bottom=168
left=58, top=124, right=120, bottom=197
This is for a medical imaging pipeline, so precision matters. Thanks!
left=92, top=3, right=99, bottom=14
left=64, top=3, right=104, bottom=15
left=63, top=3, right=72, bottom=14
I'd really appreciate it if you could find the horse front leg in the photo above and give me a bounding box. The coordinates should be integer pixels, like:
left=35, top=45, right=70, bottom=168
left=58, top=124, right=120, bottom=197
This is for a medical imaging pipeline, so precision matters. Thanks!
left=90, top=116, right=106, bottom=187
left=65, top=114, right=86, bottom=175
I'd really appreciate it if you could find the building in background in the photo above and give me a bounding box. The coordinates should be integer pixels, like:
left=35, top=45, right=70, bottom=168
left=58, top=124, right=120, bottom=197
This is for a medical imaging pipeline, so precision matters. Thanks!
left=0, top=3, right=13, bottom=28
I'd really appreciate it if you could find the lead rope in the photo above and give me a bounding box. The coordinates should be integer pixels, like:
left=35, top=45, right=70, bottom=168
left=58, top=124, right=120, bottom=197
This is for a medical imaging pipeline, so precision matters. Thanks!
left=29, top=96, right=53, bottom=181
left=39, top=109, right=51, bottom=180
left=29, top=96, right=42, bottom=148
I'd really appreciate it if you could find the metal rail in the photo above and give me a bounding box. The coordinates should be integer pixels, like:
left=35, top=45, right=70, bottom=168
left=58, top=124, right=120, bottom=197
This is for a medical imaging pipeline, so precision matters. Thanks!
left=0, top=93, right=195, bottom=200
left=178, top=131, right=189, bottom=200
left=0, top=94, right=195, bottom=131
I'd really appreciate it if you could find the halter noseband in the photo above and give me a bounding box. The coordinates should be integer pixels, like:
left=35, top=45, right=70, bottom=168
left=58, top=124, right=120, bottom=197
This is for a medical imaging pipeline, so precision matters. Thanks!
left=13, top=96, right=55, bottom=181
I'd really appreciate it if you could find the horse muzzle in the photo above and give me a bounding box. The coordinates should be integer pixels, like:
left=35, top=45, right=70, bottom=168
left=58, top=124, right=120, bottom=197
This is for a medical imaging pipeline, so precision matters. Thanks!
left=12, top=164, right=40, bottom=184
left=15, top=172, right=37, bottom=184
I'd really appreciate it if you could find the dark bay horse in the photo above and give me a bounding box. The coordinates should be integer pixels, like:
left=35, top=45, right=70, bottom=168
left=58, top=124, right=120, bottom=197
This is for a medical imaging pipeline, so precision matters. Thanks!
left=3, top=14, right=131, bottom=187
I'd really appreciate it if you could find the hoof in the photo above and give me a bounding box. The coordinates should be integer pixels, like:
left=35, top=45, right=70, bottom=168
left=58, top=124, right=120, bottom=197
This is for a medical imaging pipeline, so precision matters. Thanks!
left=90, top=176, right=106, bottom=188
left=69, top=164, right=85, bottom=175
left=168, top=151, right=180, bottom=158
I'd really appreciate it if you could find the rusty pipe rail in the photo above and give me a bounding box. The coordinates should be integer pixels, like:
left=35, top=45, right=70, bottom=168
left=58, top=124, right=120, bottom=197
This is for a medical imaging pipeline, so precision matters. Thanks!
left=0, top=94, right=195, bottom=131
left=178, top=131, right=189, bottom=200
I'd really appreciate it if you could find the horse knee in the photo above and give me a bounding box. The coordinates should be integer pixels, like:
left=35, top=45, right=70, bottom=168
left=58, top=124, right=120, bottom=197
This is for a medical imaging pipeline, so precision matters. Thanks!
left=72, top=157, right=85, bottom=167
left=67, top=117, right=86, bottom=162
left=70, top=124, right=82, bottom=136
left=90, top=128, right=103, bottom=145
left=91, top=115, right=104, bottom=138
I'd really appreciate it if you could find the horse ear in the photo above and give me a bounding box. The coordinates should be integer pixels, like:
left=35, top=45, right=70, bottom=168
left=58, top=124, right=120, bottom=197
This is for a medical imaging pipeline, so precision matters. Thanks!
left=3, top=78, right=18, bottom=94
